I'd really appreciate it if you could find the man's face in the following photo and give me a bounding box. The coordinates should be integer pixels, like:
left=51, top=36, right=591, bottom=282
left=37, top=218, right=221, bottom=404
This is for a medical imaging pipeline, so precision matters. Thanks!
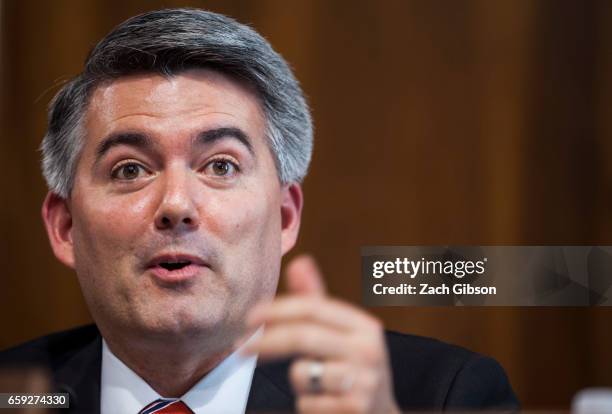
left=43, top=69, right=302, bottom=346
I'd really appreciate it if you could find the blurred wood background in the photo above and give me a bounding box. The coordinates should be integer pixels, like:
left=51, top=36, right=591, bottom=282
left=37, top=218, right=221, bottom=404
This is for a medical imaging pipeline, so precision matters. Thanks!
left=1, top=0, right=611, bottom=409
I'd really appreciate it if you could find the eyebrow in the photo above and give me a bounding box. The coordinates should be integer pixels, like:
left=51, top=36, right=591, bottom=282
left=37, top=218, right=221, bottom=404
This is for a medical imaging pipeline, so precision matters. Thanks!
left=94, top=132, right=154, bottom=164
left=194, top=127, right=254, bottom=156
left=94, top=127, right=255, bottom=164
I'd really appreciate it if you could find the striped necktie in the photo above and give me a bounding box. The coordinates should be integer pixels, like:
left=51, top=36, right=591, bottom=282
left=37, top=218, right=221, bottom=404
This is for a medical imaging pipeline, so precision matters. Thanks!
left=139, top=398, right=194, bottom=414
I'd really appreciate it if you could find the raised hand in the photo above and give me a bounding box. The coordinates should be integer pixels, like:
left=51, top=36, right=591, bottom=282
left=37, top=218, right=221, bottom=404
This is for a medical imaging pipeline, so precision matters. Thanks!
left=243, top=255, right=400, bottom=414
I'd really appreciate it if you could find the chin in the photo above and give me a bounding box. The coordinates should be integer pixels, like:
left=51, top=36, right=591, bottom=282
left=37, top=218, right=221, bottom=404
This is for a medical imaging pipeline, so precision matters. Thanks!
left=142, top=306, right=236, bottom=338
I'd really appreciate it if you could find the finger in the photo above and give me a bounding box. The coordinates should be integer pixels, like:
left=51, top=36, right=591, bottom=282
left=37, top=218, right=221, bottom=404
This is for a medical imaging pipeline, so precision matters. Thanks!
left=290, top=359, right=355, bottom=395
left=286, top=254, right=326, bottom=297
left=297, top=394, right=368, bottom=414
left=242, top=322, right=348, bottom=360
left=247, top=295, right=380, bottom=332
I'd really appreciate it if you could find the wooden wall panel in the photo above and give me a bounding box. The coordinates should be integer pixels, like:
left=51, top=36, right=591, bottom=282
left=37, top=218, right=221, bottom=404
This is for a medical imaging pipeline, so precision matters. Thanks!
left=1, top=0, right=611, bottom=409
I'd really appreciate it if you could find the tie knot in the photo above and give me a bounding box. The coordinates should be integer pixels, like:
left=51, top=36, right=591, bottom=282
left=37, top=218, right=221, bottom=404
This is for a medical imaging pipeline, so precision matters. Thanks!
left=139, top=398, right=194, bottom=414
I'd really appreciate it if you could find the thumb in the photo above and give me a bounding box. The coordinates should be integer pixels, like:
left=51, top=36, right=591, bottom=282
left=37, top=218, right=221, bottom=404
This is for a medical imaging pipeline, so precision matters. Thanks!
left=285, top=254, right=326, bottom=297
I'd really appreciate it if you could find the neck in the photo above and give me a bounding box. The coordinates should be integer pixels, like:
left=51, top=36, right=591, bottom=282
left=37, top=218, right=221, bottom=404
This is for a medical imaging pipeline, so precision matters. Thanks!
left=102, top=327, right=251, bottom=397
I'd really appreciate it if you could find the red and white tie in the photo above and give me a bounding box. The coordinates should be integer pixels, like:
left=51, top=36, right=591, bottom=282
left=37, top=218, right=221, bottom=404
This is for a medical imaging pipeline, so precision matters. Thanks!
left=139, top=398, right=194, bottom=414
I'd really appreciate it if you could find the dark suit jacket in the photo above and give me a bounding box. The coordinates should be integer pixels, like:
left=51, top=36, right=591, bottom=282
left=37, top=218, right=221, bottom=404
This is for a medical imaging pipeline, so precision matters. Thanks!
left=0, top=324, right=519, bottom=413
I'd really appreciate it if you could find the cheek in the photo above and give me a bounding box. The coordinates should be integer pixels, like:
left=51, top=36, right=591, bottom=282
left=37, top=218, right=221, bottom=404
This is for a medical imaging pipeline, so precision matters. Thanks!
left=203, top=187, right=282, bottom=270
left=202, top=186, right=279, bottom=241
left=71, top=190, right=155, bottom=263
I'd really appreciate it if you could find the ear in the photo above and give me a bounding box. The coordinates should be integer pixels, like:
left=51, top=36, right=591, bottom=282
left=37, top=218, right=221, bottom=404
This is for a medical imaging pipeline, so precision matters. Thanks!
left=280, top=183, right=303, bottom=256
left=41, top=192, right=75, bottom=269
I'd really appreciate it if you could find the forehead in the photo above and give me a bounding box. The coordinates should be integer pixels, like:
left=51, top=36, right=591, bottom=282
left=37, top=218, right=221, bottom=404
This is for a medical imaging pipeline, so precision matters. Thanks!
left=85, top=69, right=267, bottom=146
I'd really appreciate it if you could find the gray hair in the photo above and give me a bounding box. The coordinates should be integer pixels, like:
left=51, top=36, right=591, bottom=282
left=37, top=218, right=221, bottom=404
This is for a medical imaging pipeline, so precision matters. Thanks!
left=41, top=8, right=313, bottom=197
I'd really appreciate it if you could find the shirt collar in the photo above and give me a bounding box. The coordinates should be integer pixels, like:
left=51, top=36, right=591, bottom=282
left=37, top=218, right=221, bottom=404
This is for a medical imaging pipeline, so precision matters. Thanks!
left=100, top=329, right=260, bottom=414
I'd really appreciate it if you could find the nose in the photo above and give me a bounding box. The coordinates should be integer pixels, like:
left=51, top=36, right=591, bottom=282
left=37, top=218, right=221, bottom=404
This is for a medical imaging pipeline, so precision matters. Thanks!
left=154, top=166, right=200, bottom=232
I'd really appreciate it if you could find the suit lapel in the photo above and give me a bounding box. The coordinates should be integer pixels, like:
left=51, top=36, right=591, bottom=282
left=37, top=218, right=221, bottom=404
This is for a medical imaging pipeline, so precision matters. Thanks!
left=48, top=327, right=295, bottom=414
left=53, top=333, right=102, bottom=414
left=246, top=358, right=295, bottom=413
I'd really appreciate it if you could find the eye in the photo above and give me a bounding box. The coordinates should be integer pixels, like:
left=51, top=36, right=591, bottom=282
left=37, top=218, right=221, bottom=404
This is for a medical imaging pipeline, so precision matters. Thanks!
left=203, top=158, right=239, bottom=177
left=111, top=162, right=149, bottom=180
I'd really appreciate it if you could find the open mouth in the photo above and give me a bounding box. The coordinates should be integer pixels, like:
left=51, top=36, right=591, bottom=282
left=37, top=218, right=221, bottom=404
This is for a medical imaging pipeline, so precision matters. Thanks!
left=158, top=261, right=192, bottom=271
left=146, top=253, right=207, bottom=282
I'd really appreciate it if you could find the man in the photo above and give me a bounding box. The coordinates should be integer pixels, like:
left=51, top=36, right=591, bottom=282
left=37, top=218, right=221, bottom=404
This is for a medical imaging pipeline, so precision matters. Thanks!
left=0, top=8, right=519, bottom=414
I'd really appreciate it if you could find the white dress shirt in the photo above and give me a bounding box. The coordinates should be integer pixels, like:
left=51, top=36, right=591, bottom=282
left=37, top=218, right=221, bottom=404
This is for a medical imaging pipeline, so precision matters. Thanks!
left=100, top=330, right=260, bottom=414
